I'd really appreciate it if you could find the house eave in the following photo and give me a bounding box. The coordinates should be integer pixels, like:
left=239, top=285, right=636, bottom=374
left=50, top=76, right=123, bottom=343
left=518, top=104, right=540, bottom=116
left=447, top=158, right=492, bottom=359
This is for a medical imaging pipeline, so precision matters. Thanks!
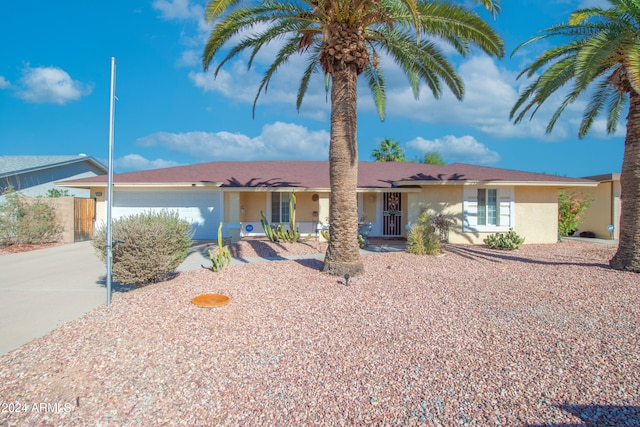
left=395, top=180, right=599, bottom=187
left=56, top=181, right=224, bottom=189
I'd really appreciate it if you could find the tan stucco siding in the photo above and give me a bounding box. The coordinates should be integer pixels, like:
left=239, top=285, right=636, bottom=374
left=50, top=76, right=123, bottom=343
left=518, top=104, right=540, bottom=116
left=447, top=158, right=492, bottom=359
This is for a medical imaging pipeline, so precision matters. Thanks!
left=294, top=192, right=320, bottom=222
left=514, top=187, right=558, bottom=244
left=566, top=182, right=620, bottom=239
left=408, top=186, right=469, bottom=243
left=407, top=185, right=560, bottom=244
left=361, top=192, right=378, bottom=223
left=240, top=192, right=266, bottom=223
left=91, top=187, right=107, bottom=224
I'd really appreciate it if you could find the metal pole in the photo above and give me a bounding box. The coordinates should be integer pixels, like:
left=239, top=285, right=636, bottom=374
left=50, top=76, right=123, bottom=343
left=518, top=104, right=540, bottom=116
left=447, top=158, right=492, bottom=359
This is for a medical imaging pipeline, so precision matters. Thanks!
left=106, top=57, right=116, bottom=306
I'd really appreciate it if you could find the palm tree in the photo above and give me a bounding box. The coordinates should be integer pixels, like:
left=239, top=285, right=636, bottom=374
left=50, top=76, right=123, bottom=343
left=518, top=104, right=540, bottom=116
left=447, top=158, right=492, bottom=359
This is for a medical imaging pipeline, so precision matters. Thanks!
left=510, top=0, right=640, bottom=272
left=203, top=0, right=504, bottom=276
left=372, top=138, right=406, bottom=162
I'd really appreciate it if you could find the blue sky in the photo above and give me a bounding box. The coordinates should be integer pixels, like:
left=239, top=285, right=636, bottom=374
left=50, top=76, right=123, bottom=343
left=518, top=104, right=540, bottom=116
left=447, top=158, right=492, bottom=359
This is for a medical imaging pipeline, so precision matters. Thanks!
left=0, top=0, right=624, bottom=177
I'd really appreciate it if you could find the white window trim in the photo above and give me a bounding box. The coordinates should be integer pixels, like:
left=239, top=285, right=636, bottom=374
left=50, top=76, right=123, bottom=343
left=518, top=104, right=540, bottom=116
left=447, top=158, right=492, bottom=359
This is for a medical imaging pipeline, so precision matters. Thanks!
left=463, top=186, right=514, bottom=233
left=270, top=192, right=291, bottom=224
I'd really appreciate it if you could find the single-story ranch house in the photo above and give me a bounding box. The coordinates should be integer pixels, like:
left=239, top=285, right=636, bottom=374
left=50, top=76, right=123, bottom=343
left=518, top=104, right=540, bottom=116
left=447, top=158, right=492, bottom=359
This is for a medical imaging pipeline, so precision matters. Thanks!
left=59, top=161, right=597, bottom=244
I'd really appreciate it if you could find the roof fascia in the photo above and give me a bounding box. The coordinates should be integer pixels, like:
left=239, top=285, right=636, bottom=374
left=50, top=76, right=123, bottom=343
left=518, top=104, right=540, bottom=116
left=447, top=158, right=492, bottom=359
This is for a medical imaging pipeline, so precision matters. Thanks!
left=396, top=180, right=599, bottom=187
left=2, top=157, right=107, bottom=178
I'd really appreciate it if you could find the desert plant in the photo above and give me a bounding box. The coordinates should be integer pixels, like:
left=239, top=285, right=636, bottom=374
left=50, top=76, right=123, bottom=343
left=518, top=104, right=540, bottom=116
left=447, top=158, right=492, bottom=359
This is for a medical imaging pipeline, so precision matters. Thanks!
left=431, top=213, right=456, bottom=242
left=407, top=211, right=442, bottom=255
left=0, top=188, right=62, bottom=246
left=208, top=222, right=231, bottom=272
left=558, top=192, right=592, bottom=236
left=92, top=210, right=193, bottom=285
left=260, top=192, right=310, bottom=243
left=484, top=229, right=525, bottom=250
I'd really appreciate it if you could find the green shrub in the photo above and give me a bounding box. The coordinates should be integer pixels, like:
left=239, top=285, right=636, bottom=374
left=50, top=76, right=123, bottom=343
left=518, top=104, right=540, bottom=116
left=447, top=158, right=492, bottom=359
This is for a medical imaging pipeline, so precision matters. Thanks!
left=0, top=188, right=62, bottom=246
left=558, top=191, right=592, bottom=236
left=407, top=211, right=442, bottom=255
left=92, top=210, right=193, bottom=285
left=483, top=228, right=525, bottom=250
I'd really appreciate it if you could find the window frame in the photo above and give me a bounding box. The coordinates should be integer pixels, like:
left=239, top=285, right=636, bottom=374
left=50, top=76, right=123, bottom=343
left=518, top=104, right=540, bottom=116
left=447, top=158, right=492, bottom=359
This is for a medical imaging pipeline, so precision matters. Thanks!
left=271, top=192, right=290, bottom=223
left=463, top=186, right=513, bottom=233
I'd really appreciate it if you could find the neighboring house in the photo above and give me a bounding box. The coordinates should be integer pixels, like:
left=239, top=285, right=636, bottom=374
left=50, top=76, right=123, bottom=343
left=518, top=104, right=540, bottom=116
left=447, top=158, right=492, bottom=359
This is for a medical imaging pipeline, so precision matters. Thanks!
left=59, top=161, right=597, bottom=243
left=563, top=173, right=621, bottom=240
left=0, top=155, right=107, bottom=198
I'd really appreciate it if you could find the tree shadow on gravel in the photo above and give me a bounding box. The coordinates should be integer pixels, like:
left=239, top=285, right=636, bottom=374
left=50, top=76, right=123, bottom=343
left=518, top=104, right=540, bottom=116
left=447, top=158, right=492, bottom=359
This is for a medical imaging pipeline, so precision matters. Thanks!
left=444, top=245, right=612, bottom=269
left=526, top=404, right=640, bottom=426
left=293, top=258, right=323, bottom=271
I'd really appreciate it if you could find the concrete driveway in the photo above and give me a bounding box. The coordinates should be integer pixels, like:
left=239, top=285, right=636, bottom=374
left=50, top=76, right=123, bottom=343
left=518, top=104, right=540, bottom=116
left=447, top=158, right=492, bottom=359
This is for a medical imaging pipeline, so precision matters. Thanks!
left=0, top=241, right=107, bottom=356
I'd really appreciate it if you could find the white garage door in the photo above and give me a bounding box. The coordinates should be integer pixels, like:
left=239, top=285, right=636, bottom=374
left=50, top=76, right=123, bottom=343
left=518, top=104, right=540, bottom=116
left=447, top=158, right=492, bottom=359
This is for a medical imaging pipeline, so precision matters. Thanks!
left=113, top=190, right=222, bottom=240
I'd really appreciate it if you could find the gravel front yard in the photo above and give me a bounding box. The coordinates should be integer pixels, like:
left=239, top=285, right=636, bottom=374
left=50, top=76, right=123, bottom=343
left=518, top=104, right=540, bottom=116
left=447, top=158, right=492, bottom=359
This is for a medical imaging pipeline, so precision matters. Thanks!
left=1, top=241, right=639, bottom=426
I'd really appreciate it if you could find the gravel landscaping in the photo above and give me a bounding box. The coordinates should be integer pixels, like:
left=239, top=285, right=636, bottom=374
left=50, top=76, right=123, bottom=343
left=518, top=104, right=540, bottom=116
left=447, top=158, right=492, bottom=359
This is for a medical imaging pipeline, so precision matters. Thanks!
left=1, top=240, right=639, bottom=426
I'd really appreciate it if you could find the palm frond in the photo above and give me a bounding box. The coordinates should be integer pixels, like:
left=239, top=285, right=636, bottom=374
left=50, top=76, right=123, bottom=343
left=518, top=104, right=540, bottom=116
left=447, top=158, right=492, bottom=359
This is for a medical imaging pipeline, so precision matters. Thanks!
left=297, top=49, right=322, bottom=111
left=363, top=62, right=386, bottom=120
left=252, top=36, right=302, bottom=118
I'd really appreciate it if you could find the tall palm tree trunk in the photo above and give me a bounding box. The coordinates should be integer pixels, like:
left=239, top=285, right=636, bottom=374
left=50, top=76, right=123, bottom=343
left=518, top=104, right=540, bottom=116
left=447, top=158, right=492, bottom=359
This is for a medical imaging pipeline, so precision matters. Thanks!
left=322, top=65, right=364, bottom=276
left=610, top=90, right=640, bottom=272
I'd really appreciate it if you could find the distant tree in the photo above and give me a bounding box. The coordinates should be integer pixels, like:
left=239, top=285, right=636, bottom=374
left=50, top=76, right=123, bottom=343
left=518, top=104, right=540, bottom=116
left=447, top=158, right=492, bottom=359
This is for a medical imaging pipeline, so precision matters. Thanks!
left=422, top=151, right=446, bottom=165
left=45, top=188, right=70, bottom=198
left=510, top=0, right=640, bottom=272
left=372, top=138, right=406, bottom=162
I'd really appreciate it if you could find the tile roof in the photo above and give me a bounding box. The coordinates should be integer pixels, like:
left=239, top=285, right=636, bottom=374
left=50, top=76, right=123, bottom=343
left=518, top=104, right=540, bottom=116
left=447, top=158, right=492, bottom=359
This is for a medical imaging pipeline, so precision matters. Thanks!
left=61, top=161, right=596, bottom=189
left=0, top=155, right=107, bottom=177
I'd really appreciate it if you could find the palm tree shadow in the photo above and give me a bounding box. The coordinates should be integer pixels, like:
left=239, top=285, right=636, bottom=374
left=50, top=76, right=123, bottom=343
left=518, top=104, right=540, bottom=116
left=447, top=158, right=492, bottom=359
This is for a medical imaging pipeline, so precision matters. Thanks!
left=526, top=404, right=640, bottom=426
left=444, top=244, right=612, bottom=269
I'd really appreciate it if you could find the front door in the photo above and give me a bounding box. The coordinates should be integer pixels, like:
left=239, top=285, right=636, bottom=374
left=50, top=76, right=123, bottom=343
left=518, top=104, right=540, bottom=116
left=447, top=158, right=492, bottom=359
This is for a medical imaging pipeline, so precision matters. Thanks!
left=382, top=192, right=403, bottom=236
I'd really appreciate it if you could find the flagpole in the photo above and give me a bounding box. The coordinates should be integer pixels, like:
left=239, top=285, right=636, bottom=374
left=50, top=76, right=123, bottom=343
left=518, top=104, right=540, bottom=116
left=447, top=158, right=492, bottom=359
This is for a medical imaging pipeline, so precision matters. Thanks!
left=106, top=57, right=116, bottom=306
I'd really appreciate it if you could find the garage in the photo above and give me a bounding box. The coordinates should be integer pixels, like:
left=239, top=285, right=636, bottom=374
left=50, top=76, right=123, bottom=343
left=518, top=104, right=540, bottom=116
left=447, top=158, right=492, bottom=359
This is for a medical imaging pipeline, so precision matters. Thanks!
left=113, top=190, right=222, bottom=240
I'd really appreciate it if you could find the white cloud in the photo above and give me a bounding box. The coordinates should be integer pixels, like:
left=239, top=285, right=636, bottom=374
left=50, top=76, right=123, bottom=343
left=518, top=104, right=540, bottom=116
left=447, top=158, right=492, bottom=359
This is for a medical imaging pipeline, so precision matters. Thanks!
left=0, top=76, right=10, bottom=89
left=152, top=0, right=202, bottom=20
left=407, top=135, right=500, bottom=165
left=15, top=66, right=93, bottom=104
left=115, top=154, right=182, bottom=172
left=135, top=122, right=330, bottom=161
left=177, top=49, right=200, bottom=67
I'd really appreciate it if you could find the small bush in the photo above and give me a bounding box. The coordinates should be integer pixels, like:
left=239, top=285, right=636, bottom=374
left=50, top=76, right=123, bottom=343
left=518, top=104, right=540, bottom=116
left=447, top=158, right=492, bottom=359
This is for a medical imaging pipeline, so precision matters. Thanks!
left=558, top=191, right=592, bottom=236
left=407, top=211, right=442, bottom=255
left=92, top=210, right=193, bottom=285
left=431, top=213, right=456, bottom=242
left=483, top=228, right=525, bottom=250
left=0, top=189, right=62, bottom=246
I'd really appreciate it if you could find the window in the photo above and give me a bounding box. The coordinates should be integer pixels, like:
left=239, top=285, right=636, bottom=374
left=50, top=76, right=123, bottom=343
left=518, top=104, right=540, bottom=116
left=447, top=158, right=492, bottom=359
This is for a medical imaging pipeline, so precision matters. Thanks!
left=271, top=193, right=290, bottom=223
left=477, top=189, right=498, bottom=226
left=463, top=186, right=513, bottom=232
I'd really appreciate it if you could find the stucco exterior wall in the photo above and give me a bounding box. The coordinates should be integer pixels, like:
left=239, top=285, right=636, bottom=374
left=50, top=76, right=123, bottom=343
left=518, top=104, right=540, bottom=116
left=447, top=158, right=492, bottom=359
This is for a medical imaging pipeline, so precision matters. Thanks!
left=408, top=185, right=559, bottom=244
left=240, top=192, right=266, bottom=223
left=408, top=186, right=469, bottom=243
left=91, top=188, right=107, bottom=224
left=294, top=192, right=319, bottom=222
left=567, top=182, right=621, bottom=240
left=514, top=187, right=559, bottom=244
left=360, top=192, right=378, bottom=223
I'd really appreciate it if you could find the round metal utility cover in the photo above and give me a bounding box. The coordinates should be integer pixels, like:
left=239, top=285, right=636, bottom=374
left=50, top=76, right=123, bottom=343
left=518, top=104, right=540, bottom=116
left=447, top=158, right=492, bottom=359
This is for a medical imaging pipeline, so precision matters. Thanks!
left=192, top=294, right=230, bottom=307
